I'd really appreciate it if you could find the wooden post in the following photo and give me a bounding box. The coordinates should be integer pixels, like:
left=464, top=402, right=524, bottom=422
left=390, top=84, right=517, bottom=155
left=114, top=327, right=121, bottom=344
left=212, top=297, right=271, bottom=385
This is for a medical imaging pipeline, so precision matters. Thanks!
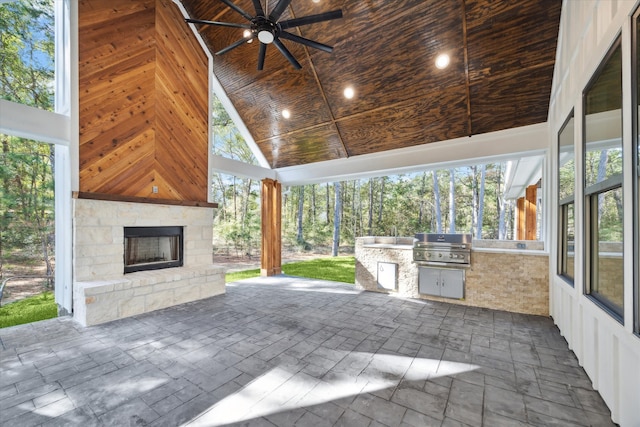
left=516, top=197, right=526, bottom=240
left=261, top=178, right=281, bottom=276
left=525, top=184, right=537, bottom=240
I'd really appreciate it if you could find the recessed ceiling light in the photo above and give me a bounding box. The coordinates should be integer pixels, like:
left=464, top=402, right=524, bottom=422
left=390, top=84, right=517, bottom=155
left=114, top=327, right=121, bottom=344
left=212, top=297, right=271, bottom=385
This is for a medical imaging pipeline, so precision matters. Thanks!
left=343, top=86, right=355, bottom=99
left=282, top=109, right=291, bottom=119
left=435, top=53, right=450, bottom=69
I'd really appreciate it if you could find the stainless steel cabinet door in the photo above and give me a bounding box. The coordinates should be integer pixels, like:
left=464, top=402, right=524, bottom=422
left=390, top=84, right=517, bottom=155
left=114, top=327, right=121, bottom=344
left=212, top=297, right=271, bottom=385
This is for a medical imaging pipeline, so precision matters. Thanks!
left=439, top=269, right=464, bottom=299
left=418, top=267, right=440, bottom=296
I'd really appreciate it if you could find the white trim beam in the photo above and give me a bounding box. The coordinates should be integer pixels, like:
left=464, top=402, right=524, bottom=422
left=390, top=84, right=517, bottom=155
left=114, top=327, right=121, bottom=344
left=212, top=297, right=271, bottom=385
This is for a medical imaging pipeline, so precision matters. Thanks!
left=276, top=122, right=549, bottom=185
left=211, top=155, right=277, bottom=181
left=0, top=100, right=70, bottom=146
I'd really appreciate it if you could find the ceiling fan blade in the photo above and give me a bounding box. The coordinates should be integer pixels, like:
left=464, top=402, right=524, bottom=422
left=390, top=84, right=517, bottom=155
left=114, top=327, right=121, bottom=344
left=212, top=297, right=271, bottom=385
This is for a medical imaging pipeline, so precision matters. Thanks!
left=268, top=0, right=291, bottom=22
left=273, top=38, right=301, bottom=69
left=279, top=10, right=343, bottom=29
left=257, top=42, right=267, bottom=70
left=219, top=0, right=253, bottom=21
left=216, top=36, right=254, bottom=55
left=251, top=0, right=264, bottom=17
left=185, top=18, right=251, bottom=29
left=279, top=31, right=333, bottom=53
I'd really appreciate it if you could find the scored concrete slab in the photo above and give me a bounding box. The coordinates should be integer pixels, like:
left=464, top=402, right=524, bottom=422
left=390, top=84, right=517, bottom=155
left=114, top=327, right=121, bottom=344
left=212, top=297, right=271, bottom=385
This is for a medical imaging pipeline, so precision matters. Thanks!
left=0, top=276, right=615, bottom=426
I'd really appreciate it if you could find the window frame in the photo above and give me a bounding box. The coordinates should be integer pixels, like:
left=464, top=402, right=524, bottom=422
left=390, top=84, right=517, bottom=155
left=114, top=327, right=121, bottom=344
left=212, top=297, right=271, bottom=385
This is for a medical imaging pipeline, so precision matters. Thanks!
left=632, top=7, right=640, bottom=335
left=558, top=111, right=575, bottom=285
left=582, top=36, right=624, bottom=322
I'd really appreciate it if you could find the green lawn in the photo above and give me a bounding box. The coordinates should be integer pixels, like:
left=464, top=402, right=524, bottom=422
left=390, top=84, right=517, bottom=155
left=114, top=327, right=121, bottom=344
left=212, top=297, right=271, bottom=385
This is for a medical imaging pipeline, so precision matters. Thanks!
left=225, top=256, right=355, bottom=284
left=0, top=291, right=57, bottom=329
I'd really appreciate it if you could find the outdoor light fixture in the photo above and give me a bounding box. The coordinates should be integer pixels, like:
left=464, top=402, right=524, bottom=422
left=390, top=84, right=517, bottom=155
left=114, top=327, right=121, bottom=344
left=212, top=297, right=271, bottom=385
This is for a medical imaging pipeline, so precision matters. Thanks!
left=435, top=53, right=450, bottom=69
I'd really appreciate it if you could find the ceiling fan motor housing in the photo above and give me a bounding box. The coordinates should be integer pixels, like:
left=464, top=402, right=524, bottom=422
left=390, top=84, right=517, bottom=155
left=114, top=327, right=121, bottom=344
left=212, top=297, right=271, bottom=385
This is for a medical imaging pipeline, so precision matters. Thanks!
left=253, top=17, right=277, bottom=44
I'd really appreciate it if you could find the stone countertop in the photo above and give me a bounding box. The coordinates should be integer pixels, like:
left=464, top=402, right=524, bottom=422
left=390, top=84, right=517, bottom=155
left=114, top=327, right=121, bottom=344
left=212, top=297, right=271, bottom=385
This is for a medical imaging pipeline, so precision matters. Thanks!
left=361, top=243, right=413, bottom=250
left=471, top=247, right=548, bottom=256
left=361, top=240, right=548, bottom=256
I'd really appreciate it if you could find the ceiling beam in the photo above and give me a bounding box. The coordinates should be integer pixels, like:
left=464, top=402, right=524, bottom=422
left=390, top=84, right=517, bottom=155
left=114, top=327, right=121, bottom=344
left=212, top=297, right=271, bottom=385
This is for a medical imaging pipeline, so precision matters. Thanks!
left=275, top=122, right=549, bottom=185
left=0, top=100, right=70, bottom=146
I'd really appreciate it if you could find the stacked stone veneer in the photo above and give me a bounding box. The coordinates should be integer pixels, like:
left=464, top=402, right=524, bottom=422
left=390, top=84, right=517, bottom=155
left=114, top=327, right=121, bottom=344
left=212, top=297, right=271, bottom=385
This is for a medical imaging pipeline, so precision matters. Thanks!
left=355, top=237, right=549, bottom=316
left=73, top=199, right=225, bottom=326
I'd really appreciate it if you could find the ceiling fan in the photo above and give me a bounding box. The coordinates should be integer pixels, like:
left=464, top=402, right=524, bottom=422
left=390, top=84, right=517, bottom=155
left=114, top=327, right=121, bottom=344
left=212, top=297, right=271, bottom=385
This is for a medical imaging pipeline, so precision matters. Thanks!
left=185, top=0, right=343, bottom=70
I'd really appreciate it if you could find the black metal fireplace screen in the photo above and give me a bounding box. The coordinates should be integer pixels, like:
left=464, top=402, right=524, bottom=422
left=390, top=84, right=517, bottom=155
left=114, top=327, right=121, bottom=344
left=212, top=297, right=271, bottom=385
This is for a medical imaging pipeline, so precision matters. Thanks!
left=124, top=226, right=183, bottom=273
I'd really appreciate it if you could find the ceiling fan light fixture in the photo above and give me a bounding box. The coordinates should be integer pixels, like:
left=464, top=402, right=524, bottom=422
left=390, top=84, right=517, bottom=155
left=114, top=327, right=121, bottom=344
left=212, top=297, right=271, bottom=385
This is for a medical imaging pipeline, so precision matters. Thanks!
left=258, top=30, right=274, bottom=44
left=243, top=29, right=253, bottom=43
left=435, top=53, right=450, bottom=69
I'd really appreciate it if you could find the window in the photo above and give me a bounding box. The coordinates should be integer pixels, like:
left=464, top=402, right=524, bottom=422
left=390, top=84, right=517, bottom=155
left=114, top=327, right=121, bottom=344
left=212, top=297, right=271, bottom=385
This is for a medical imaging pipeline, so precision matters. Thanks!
left=558, top=112, right=575, bottom=283
left=583, top=38, right=624, bottom=320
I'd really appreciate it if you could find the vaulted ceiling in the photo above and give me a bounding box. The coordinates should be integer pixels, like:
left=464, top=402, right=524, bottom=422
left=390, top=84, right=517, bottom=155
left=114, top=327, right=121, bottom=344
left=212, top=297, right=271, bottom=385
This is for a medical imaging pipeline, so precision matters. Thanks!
left=179, top=0, right=562, bottom=169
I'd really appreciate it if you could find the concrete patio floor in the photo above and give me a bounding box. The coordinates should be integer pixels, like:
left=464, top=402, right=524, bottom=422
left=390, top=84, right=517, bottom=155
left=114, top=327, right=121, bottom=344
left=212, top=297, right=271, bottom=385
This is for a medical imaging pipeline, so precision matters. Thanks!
left=0, top=276, right=615, bottom=426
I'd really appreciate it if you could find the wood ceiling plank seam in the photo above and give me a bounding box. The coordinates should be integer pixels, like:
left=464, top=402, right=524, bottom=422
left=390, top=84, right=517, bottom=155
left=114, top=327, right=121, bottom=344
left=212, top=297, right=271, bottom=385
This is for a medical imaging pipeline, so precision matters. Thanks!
left=255, top=119, right=342, bottom=144
left=295, top=12, right=350, bottom=159
left=461, top=0, right=472, bottom=137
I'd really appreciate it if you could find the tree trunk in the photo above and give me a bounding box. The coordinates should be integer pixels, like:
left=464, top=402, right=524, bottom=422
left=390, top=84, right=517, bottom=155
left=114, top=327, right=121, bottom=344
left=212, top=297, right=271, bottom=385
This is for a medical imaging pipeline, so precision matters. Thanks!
left=498, top=164, right=507, bottom=239
left=310, top=184, right=316, bottom=226
left=448, top=169, right=456, bottom=233
left=433, top=170, right=442, bottom=233
left=296, top=186, right=304, bottom=243
left=232, top=176, right=237, bottom=221
left=368, top=178, right=374, bottom=235
left=597, top=150, right=608, bottom=225
left=476, top=164, right=486, bottom=239
left=352, top=181, right=358, bottom=238
left=326, top=183, right=331, bottom=225
left=471, top=166, right=478, bottom=235
left=332, top=182, right=342, bottom=256
left=377, top=178, right=384, bottom=231
left=418, top=172, right=426, bottom=229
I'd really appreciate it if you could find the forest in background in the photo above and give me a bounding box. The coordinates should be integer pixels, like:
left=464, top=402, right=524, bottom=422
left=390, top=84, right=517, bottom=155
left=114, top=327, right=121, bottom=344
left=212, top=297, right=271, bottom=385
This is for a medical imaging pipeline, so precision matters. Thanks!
left=211, top=96, right=523, bottom=257
left=1, top=0, right=55, bottom=279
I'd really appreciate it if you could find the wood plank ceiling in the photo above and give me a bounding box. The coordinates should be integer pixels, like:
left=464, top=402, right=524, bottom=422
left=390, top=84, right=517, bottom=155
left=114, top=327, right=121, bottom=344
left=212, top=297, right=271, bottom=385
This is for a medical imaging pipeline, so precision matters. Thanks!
left=179, top=0, right=562, bottom=169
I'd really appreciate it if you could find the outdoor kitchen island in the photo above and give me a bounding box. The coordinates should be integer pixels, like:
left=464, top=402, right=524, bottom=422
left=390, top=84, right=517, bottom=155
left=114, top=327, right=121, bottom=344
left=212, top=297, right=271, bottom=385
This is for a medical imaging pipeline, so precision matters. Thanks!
left=355, top=236, right=549, bottom=316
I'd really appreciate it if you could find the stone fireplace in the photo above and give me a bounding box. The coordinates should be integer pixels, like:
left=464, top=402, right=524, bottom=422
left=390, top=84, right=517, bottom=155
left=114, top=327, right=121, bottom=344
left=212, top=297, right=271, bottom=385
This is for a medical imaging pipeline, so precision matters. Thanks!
left=72, top=197, right=225, bottom=326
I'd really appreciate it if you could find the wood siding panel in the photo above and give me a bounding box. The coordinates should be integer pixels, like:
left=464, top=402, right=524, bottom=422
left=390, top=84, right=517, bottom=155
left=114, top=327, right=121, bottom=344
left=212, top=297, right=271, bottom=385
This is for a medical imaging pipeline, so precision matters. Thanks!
left=79, top=0, right=210, bottom=202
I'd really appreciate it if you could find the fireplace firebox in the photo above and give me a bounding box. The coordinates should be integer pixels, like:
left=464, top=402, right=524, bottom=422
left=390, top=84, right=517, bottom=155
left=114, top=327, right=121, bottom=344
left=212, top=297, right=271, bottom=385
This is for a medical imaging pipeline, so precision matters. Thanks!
left=124, top=226, right=184, bottom=273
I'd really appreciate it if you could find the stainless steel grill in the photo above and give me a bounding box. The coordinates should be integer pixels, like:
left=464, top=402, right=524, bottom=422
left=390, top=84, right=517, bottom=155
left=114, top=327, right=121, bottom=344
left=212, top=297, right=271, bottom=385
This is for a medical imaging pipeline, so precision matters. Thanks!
left=413, top=233, right=472, bottom=267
